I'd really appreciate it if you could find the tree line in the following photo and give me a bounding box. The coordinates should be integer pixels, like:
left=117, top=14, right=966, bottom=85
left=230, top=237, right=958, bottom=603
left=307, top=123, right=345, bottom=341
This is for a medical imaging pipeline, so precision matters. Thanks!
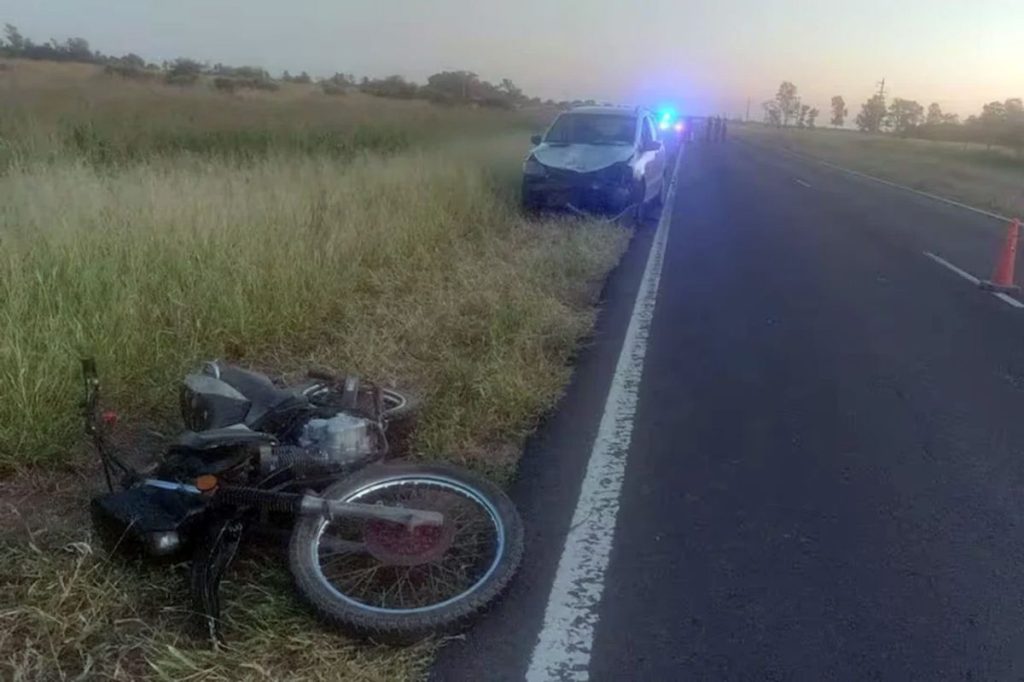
left=0, top=23, right=563, bottom=109
left=762, top=80, right=1024, bottom=155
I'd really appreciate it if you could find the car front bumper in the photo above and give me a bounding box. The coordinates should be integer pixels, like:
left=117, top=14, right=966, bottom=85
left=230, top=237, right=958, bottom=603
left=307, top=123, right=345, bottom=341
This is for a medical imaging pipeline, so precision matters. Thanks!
left=523, top=169, right=633, bottom=214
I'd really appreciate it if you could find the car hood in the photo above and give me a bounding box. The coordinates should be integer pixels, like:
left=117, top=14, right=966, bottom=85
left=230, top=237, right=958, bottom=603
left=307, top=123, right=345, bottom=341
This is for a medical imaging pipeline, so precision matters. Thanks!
left=532, top=143, right=634, bottom=173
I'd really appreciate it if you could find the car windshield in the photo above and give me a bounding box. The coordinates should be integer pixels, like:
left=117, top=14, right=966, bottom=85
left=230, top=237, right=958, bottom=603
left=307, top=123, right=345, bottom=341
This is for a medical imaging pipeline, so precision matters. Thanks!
left=544, top=114, right=636, bottom=145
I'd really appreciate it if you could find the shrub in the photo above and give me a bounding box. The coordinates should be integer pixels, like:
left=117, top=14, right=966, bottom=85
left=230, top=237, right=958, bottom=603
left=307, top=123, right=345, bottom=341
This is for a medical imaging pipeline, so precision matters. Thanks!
left=103, top=63, right=159, bottom=81
left=213, top=76, right=237, bottom=93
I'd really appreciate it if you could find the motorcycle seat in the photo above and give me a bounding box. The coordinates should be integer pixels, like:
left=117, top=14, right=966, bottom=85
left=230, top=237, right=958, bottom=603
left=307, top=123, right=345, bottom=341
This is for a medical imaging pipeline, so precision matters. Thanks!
left=212, top=364, right=305, bottom=428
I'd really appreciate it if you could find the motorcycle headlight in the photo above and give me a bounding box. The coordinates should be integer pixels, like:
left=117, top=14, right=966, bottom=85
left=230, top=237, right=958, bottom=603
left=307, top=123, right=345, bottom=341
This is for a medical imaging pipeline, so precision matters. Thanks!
left=523, top=157, right=547, bottom=177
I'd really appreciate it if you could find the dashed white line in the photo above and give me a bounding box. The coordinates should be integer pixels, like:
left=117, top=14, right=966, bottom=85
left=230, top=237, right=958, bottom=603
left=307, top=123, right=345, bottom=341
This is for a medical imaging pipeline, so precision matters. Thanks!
left=923, top=251, right=1024, bottom=309
left=794, top=178, right=811, bottom=188
left=524, top=149, right=682, bottom=682
left=759, top=143, right=1011, bottom=222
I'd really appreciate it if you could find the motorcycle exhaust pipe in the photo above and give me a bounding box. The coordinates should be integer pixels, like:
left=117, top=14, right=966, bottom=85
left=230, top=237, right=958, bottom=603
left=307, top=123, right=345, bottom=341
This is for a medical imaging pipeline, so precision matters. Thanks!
left=208, top=483, right=443, bottom=528
left=297, top=496, right=443, bottom=528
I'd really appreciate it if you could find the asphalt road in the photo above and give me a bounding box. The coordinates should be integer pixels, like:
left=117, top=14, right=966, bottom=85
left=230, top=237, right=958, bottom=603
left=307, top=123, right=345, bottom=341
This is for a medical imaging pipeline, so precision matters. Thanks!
left=432, top=137, right=1024, bottom=681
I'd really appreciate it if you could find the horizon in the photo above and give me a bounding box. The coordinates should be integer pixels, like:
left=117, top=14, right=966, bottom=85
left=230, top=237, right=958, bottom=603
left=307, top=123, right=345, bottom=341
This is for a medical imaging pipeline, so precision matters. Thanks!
left=2, top=0, right=1022, bottom=118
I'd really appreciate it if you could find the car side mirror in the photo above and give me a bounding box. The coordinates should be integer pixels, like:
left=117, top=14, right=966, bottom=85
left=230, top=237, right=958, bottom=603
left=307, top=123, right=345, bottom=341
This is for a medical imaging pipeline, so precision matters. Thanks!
left=531, top=134, right=542, bottom=145
left=642, top=139, right=662, bottom=152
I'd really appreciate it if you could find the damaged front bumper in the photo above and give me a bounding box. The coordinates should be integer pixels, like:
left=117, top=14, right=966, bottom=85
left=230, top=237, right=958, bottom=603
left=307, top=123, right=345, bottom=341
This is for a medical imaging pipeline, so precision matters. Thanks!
left=522, top=165, right=633, bottom=215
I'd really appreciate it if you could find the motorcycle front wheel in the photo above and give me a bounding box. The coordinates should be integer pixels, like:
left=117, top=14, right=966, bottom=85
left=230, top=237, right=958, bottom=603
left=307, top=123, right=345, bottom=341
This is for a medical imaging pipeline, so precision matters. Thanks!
left=288, top=462, right=523, bottom=642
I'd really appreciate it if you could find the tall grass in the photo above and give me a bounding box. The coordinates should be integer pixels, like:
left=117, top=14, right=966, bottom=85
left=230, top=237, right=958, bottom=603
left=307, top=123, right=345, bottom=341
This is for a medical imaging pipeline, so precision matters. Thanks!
left=0, top=58, right=553, bottom=168
left=0, top=137, right=624, bottom=472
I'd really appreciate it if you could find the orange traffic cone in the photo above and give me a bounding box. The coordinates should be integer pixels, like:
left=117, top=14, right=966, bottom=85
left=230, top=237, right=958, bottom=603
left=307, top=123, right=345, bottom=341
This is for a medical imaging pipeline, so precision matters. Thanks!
left=980, top=219, right=1021, bottom=293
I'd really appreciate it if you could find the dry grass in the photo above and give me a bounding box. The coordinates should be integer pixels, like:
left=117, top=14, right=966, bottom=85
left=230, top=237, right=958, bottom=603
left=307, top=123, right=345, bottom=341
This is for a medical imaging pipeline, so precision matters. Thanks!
left=1, top=516, right=436, bottom=681
left=0, top=138, right=625, bottom=475
left=0, top=58, right=552, bottom=168
left=0, top=59, right=628, bottom=680
left=734, top=124, right=1024, bottom=218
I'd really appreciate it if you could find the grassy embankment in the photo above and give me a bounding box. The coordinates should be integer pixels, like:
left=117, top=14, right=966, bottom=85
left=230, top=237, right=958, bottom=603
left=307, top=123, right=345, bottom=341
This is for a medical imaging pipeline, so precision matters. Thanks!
left=0, top=59, right=627, bottom=680
left=734, top=123, right=1024, bottom=218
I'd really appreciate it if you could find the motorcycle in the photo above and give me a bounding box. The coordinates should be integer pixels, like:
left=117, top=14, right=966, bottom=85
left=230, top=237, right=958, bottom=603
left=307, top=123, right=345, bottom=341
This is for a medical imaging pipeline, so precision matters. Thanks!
left=83, top=358, right=523, bottom=643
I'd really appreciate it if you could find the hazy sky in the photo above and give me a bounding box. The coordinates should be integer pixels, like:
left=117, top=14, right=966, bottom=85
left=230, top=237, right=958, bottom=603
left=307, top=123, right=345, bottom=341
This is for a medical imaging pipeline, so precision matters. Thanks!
left=2, top=0, right=1022, bottom=117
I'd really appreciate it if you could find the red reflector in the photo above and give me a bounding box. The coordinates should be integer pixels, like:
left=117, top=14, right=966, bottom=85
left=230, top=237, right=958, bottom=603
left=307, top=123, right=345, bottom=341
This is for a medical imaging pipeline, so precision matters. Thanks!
left=101, top=410, right=119, bottom=426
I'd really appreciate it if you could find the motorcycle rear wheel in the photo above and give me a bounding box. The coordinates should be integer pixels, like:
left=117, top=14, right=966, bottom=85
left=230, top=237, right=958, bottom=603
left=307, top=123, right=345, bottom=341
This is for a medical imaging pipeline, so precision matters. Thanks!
left=288, top=462, right=522, bottom=643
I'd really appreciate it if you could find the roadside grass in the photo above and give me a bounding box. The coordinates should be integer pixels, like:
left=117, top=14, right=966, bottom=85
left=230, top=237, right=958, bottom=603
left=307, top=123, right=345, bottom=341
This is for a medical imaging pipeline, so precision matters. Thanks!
left=733, top=124, right=1024, bottom=218
left=0, top=135, right=625, bottom=474
left=0, top=59, right=628, bottom=680
left=0, top=517, right=435, bottom=681
left=0, top=58, right=552, bottom=168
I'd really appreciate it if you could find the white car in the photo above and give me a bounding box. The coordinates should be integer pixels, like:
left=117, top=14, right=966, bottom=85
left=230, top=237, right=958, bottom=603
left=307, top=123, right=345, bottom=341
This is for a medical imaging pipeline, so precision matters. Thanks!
left=522, top=106, right=667, bottom=218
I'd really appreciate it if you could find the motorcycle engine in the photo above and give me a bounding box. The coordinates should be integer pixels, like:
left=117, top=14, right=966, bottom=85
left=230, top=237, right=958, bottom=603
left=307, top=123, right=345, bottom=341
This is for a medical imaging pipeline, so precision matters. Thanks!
left=299, top=412, right=376, bottom=467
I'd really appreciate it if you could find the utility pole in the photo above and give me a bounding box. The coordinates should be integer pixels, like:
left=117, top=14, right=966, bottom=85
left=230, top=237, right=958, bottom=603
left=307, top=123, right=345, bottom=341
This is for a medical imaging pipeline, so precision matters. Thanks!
left=876, top=77, right=886, bottom=100
left=745, top=97, right=751, bottom=122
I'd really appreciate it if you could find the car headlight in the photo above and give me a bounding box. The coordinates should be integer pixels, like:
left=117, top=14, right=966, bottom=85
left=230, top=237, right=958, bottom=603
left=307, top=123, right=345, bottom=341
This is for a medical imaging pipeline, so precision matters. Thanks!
left=523, top=157, right=547, bottom=177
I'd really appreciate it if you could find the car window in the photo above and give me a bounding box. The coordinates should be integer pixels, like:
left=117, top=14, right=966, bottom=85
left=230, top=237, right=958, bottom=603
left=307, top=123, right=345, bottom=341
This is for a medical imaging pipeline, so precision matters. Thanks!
left=545, top=114, right=637, bottom=145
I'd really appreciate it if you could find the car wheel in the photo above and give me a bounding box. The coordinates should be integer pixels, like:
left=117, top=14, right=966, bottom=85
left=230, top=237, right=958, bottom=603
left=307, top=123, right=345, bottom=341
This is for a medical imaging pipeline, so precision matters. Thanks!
left=631, top=180, right=646, bottom=226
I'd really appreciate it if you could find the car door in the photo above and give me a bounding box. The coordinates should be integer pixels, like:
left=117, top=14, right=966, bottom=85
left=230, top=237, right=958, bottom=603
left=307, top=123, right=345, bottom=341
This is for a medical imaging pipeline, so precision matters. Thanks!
left=638, top=115, right=665, bottom=201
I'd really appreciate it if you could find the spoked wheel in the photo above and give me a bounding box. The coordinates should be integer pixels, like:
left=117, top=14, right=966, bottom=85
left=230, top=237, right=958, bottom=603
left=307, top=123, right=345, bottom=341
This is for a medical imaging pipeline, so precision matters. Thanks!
left=289, top=463, right=523, bottom=642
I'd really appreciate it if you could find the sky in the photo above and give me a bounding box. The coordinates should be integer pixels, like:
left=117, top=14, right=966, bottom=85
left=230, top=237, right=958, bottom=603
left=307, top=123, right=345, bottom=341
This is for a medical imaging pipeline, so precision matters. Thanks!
left=2, top=0, right=1022, bottom=118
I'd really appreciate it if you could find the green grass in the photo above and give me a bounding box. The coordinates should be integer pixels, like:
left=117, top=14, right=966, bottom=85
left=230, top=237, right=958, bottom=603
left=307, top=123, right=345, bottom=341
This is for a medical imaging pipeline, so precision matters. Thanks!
left=0, top=59, right=628, bottom=680
left=734, top=123, right=1024, bottom=218
left=0, top=137, right=625, bottom=473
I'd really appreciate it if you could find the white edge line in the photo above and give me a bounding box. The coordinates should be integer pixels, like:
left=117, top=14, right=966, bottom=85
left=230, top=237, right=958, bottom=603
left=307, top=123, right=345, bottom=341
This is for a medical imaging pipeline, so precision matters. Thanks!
left=754, top=141, right=1011, bottom=223
left=524, top=149, right=683, bottom=682
left=994, top=292, right=1024, bottom=309
left=923, top=251, right=1024, bottom=309
left=923, top=251, right=980, bottom=285
left=794, top=178, right=811, bottom=188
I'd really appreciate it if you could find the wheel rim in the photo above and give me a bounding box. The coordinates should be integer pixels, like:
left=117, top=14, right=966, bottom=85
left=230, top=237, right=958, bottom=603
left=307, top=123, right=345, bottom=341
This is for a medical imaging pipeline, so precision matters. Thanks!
left=310, top=474, right=505, bottom=614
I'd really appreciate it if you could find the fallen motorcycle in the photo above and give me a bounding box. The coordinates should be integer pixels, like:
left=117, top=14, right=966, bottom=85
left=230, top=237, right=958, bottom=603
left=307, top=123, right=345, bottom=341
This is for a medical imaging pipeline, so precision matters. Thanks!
left=83, top=358, right=523, bottom=642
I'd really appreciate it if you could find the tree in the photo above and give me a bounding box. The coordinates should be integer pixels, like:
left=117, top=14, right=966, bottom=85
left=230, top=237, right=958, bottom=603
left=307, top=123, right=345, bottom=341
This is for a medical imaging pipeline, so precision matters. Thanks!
left=117, top=53, right=146, bottom=69
left=926, top=102, right=944, bottom=126
left=775, top=81, right=800, bottom=127
left=807, top=107, right=819, bottom=129
left=424, top=70, right=479, bottom=102
left=166, top=58, right=203, bottom=85
left=1000, top=98, right=1024, bottom=156
left=887, top=98, right=924, bottom=136
left=762, top=100, right=781, bottom=127
left=295, top=71, right=312, bottom=84
left=360, top=75, right=419, bottom=99
left=63, top=37, right=92, bottom=61
left=978, top=100, right=1008, bottom=149
left=797, top=103, right=810, bottom=128
left=498, top=78, right=523, bottom=103
left=830, top=96, right=847, bottom=127
left=3, top=24, right=25, bottom=53
left=855, top=94, right=887, bottom=133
